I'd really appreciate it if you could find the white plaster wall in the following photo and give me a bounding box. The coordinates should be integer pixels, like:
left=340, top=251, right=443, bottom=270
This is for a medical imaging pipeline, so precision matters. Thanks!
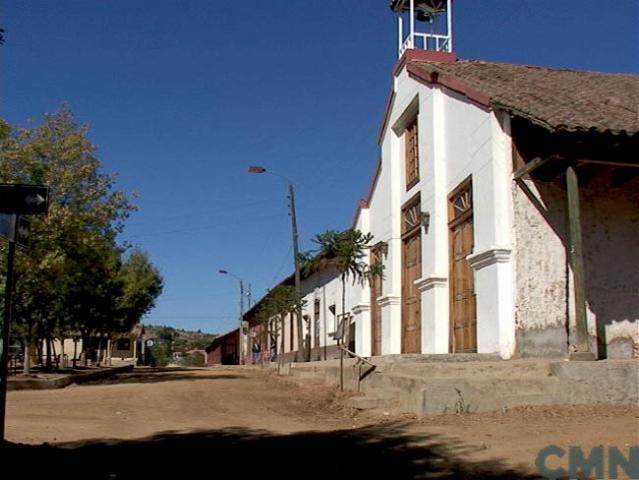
left=370, top=70, right=518, bottom=357
left=371, top=115, right=403, bottom=354
left=265, top=271, right=341, bottom=358
left=513, top=171, right=639, bottom=358
left=47, top=338, right=83, bottom=360
left=281, top=312, right=292, bottom=353
left=440, top=92, right=516, bottom=357
left=351, top=209, right=371, bottom=356
left=277, top=311, right=299, bottom=354
left=419, top=87, right=450, bottom=354
left=300, top=268, right=342, bottom=350
left=348, top=209, right=370, bottom=310
left=580, top=173, right=639, bottom=357
left=388, top=72, right=516, bottom=356
left=513, top=179, right=568, bottom=331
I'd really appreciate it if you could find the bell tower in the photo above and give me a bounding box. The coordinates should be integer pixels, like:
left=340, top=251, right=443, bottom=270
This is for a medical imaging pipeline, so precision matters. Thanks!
left=390, top=0, right=453, bottom=58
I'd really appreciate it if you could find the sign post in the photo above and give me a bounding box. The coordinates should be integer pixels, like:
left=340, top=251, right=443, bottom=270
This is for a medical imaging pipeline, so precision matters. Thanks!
left=0, top=216, right=16, bottom=442
left=0, top=184, right=49, bottom=442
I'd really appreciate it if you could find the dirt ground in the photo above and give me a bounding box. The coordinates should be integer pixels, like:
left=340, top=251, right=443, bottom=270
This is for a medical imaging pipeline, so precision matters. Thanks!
left=4, top=367, right=638, bottom=479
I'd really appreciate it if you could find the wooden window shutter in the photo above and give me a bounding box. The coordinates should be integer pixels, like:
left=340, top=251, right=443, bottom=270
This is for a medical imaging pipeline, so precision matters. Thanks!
left=405, top=119, right=419, bottom=188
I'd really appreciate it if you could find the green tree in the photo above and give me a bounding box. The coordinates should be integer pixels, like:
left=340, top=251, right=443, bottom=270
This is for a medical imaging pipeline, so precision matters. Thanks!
left=0, top=106, right=161, bottom=371
left=60, top=235, right=124, bottom=367
left=115, top=249, right=163, bottom=332
left=256, top=284, right=305, bottom=364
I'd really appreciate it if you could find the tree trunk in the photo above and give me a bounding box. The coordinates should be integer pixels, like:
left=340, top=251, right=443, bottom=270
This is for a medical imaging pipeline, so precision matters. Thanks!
left=81, top=332, right=89, bottom=367
left=23, top=340, right=32, bottom=374
left=60, top=337, right=65, bottom=369
left=45, top=337, right=52, bottom=370
left=23, top=321, right=34, bottom=374
left=36, top=339, right=43, bottom=369
left=106, top=337, right=112, bottom=366
left=50, top=337, right=57, bottom=370
left=96, top=337, right=103, bottom=367
left=73, top=339, right=78, bottom=368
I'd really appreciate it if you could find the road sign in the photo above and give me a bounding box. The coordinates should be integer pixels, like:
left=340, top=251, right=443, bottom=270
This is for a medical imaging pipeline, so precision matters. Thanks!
left=0, top=214, right=11, bottom=239
left=0, top=214, right=31, bottom=247
left=0, top=184, right=49, bottom=215
left=16, top=217, right=30, bottom=246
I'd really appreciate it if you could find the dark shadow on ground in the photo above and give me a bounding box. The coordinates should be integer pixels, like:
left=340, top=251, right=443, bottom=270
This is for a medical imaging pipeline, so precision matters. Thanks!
left=2, top=423, right=544, bottom=480
left=82, top=371, right=246, bottom=386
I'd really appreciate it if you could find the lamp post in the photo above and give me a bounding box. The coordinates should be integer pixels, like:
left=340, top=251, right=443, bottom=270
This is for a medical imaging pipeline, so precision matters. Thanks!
left=248, top=165, right=307, bottom=362
left=218, top=269, right=245, bottom=365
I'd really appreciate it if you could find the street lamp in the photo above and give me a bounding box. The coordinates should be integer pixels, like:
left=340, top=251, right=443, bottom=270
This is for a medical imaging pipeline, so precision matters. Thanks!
left=218, top=269, right=245, bottom=365
left=248, top=165, right=306, bottom=362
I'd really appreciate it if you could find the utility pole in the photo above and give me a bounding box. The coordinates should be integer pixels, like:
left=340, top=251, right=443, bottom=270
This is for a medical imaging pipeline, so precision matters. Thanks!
left=248, top=166, right=308, bottom=362
left=219, top=269, right=246, bottom=366
left=288, top=184, right=307, bottom=361
left=239, top=279, right=244, bottom=365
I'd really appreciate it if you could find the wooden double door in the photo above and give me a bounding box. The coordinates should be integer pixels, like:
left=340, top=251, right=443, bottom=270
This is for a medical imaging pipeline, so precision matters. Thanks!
left=448, top=181, right=477, bottom=353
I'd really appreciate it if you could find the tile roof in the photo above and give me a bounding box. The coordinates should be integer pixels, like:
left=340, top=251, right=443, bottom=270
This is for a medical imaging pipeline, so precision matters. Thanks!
left=408, top=59, right=639, bottom=135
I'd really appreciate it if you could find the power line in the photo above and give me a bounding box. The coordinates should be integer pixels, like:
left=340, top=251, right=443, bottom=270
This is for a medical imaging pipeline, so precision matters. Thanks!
left=127, top=196, right=282, bottom=227
left=123, top=211, right=283, bottom=239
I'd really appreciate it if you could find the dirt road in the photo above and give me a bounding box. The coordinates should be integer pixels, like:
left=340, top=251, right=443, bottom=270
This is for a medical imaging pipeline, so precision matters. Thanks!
left=5, top=367, right=638, bottom=479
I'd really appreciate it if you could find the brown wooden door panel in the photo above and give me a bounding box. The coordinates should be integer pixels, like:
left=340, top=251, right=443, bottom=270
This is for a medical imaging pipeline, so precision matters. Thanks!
left=402, top=231, right=422, bottom=353
left=449, top=185, right=477, bottom=353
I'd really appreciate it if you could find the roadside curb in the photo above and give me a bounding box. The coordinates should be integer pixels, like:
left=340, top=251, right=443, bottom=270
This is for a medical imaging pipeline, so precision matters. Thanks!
left=7, top=365, right=134, bottom=391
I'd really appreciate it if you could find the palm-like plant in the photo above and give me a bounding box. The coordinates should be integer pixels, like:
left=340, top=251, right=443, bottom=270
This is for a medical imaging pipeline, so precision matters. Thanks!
left=305, top=229, right=381, bottom=389
left=308, top=230, right=374, bottom=323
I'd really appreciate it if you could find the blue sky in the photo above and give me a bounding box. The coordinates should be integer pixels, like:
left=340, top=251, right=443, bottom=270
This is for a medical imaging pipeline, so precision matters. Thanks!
left=2, top=1, right=637, bottom=334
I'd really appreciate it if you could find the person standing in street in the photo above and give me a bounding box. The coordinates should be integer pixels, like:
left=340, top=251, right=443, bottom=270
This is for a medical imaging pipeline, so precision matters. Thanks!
left=251, top=341, right=261, bottom=365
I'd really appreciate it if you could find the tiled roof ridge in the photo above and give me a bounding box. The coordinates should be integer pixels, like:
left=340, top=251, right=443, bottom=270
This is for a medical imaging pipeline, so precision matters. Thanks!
left=404, top=57, right=639, bottom=135
left=433, top=58, right=638, bottom=77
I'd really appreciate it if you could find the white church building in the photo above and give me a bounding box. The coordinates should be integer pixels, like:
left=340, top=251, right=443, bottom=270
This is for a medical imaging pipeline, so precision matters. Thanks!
left=247, top=0, right=638, bottom=363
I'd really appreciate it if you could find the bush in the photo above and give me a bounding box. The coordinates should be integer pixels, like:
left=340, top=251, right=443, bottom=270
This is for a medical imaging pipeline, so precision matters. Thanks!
left=179, top=352, right=205, bottom=367
left=147, top=343, right=170, bottom=367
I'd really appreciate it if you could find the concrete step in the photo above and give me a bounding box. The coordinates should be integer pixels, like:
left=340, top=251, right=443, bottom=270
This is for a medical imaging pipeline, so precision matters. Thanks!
left=356, top=369, right=561, bottom=415
left=291, top=370, right=324, bottom=380
left=387, top=359, right=553, bottom=379
left=282, top=358, right=638, bottom=416
left=348, top=388, right=400, bottom=411
left=372, top=353, right=502, bottom=364
left=418, top=376, right=562, bottom=414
